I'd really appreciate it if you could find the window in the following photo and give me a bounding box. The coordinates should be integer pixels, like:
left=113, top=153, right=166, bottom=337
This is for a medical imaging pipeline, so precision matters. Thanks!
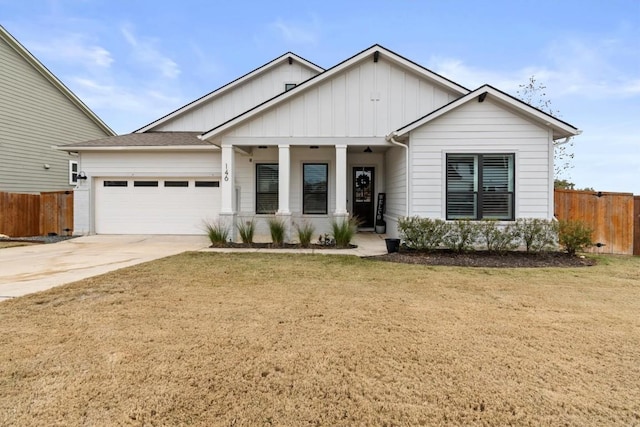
left=256, top=164, right=278, bottom=214
left=103, top=180, right=128, bottom=187
left=446, top=153, right=514, bottom=220
left=284, top=83, right=296, bottom=91
left=303, top=163, right=328, bottom=214
left=195, top=181, right=220, bottom=187
left=134, top=181, right=158, bottom=187
left=69, top=160, right=78, bottom=184
left=164, top=181, right=189, bottom=187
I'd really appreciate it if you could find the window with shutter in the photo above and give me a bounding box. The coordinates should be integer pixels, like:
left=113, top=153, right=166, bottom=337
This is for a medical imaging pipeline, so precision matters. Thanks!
left=256, top=164, right=279, bottom=214
left=446, top=153, right=514, bottom=220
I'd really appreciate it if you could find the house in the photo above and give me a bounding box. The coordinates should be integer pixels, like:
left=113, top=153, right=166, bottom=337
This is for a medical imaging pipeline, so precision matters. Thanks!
left=0, top=25, right=114, bottom=194
left=59, top=45, right=579, bottom=239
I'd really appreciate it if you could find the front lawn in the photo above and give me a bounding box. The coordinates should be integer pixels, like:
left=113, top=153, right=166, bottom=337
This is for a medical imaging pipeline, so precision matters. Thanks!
left=1, top=253, right=639, bottom=425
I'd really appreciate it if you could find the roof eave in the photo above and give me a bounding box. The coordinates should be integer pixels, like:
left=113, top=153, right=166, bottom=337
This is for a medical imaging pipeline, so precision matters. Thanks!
left=135, top=52, right=325, bottom=133
left=55, top=145, right=220, bottom=152
left=200, top=44, right=471, bottom=141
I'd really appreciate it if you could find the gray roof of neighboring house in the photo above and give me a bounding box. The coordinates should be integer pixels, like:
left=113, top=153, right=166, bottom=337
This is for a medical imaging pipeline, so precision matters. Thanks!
left=60, top=132, right=212, bottom=148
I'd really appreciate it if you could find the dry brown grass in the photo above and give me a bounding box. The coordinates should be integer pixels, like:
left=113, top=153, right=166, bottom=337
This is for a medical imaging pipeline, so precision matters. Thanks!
left=1, top=253, right=639, bottom=426
left=0, top=241, right=36, bottom=249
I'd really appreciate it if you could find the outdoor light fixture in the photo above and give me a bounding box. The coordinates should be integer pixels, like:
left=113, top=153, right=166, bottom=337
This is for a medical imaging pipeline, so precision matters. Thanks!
left=77, top=171, right=88, bottom=180
left=309, top=145, right=319, bottom=149
left=258, top=146, right=268, bottom=149
left=364, top=146, right=373, bottom=153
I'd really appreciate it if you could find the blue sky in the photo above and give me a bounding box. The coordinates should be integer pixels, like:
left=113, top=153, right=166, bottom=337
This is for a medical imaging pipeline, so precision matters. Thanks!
left=2, top=0, right=639, bottom=193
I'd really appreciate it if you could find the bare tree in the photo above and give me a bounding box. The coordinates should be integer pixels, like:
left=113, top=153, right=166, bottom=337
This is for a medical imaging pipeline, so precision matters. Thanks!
left=517, top=76, right=574, bottom=181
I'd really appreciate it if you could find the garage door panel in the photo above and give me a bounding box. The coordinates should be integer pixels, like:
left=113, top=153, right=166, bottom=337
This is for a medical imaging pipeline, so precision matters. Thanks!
left=95, top=178, right=220, bottom=234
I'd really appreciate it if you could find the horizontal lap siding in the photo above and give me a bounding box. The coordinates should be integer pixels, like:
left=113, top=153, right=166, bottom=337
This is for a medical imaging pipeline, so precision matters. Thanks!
left=154, top=62, right=319, bottom=131
left=385, top=146, right=406, bottom=237
left=0, top=37, right=111, bottom=193
left=81, top=152, right=221, bottom=177
left=410, top=99, right=551, bottom=219
left=229, top=58, right=459, bottom=138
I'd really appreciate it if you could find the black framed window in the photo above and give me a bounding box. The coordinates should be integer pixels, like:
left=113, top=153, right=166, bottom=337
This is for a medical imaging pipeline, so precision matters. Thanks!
left=256, top=164, right=278, bottom=214
left=446, top=153, right=514, bottom=220
left=134, top=181, right=158, bottom=187
left=303, top=163, right=328, bottom=214
left=103, top=180, right=128, bottom=187
left=164, top=181, right=189, bottom=187
left=195, top=181, right=220, bottom=187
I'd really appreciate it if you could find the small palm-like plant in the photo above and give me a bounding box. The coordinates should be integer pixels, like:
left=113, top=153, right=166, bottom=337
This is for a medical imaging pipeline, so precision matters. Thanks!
left=294, top=221, right=315, bottom=248
left=237, top=219, right=255, bottom=245
left=268, top=217, right=286, bottom=246
left=204, top=220, right=229, bottom=246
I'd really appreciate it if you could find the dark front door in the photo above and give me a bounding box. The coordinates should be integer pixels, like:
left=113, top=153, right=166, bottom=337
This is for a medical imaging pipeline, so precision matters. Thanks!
left=353, top=167, right=375, bottom=227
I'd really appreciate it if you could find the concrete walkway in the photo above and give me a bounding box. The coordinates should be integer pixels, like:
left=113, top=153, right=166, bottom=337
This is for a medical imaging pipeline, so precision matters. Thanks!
left=0, top=232, right=390, bottom=301
left=0, top=235, right=209, bottom=301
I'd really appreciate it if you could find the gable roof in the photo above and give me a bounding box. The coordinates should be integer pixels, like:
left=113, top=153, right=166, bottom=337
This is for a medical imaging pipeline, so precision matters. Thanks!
left=135, top=52, right=324, bottom=133
left=393, top=84, right=580, bottom=140
left=0, top=25, right=115, bottom=136
left=199, top=44, right=470, bottom=141
left=58, top=131, right=215, bottom=150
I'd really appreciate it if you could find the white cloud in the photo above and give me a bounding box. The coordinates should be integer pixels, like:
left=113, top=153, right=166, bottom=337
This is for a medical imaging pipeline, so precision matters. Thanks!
left=270, top=17, right=320, bottom=45
left=120, top=24, right=180, bottom=79
left=29, top=34, right=113, bottom=68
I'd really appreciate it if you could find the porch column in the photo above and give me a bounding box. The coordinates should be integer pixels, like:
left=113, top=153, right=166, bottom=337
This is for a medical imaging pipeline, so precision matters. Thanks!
left=220, top=144, right=235, bottom=214
left=334, top=144, right=348, bottom=216
left=277, top=144, right=291, bottom=215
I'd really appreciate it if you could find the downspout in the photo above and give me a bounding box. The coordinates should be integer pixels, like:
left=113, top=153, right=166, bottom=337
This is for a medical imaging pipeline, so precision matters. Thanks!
left=385, top=131, right=410, bottom=217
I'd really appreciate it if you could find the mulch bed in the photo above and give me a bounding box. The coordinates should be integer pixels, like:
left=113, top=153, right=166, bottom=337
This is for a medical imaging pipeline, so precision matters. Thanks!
left=370, top=249, right=597, bottom=268
left=209, top=242, right=357, bottom=249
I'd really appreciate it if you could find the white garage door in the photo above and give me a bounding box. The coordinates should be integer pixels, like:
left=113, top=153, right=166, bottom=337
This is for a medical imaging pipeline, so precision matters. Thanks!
left=95, top=178, right=220, bottom=234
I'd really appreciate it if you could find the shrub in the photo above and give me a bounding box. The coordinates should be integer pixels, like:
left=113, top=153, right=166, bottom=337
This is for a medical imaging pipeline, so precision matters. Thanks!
left=478, top=220, right=519, bottom=253
left=397, top=216, right=448, bottom=251
left=294, top=221, right=315, bottom=248
left=558, top=219, right=593, bottom=255
left=267, top=217, right=287, bottom=246
left=331, top=216, right=360, bottom=249
left=442, top=220, right=481, bottom=252
left=236, top=219, right=255, bottom=245
left=514, top=218, right=558, bottom=252
left=204, top=220, right=229, bottom=246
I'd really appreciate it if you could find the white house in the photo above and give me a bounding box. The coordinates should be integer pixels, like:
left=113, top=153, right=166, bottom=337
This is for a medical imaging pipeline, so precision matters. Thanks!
left=59, top=45, right=579, bottom=240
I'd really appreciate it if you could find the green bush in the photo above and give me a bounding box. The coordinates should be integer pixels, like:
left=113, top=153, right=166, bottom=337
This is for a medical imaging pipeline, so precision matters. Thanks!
left=236, top=219, right=255, bottom=245
left=331, top=216, right=360, bottom=249
left=397, top=216, right=449, bottom=251
left=294, top=221, right=315, bottom=248
left=442, top=220, right=481, bottom=252
left=205, top=220, right=229, bottom=246
left=558, top=220, right=593, bottom=255
left=267, top=217, right=287, bottom=246
left=514, top=218, right=558, bottom=252
left=478, top=220, right=519, bottom=253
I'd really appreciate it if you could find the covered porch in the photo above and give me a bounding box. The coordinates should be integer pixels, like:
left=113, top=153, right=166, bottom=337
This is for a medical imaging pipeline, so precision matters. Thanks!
left=217, top=138, right=396, bottom=242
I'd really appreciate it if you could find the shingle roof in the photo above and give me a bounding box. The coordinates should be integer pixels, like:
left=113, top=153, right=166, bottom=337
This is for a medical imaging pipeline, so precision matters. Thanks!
left=60, top=132, right=211, bottom=148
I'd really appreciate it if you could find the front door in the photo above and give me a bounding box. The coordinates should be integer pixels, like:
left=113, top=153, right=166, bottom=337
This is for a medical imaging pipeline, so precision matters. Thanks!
left=353, top=167, right=375, bottom=227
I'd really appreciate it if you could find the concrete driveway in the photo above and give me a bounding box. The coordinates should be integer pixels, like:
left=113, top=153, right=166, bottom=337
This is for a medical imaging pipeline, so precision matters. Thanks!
left=0, top=235, right=209, bottom=301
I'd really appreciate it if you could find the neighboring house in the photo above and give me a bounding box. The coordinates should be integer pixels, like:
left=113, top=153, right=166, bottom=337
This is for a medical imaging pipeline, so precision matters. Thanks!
left=0, top=25, right=114, bottom=194
left=60, top=45, right=579, bottom=239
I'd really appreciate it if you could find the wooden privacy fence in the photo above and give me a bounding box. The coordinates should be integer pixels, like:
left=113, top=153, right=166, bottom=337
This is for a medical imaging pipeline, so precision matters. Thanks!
left=0, top=191, right=73, bottom=237
left=554, top=189, right=637, bottom=255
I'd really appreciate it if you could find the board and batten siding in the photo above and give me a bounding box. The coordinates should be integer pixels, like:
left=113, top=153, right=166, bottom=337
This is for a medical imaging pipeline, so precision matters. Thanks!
left=409, top=99, right=553, bottom=219
left=384, top=145, right=407, bottom=236
left=0, top=35, right=111, bottom=193
left=152, top=61, right=319, bottom=132
left=74, top=151, right=221, bottom=234
left=227, top=58, right=459, bottom=138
